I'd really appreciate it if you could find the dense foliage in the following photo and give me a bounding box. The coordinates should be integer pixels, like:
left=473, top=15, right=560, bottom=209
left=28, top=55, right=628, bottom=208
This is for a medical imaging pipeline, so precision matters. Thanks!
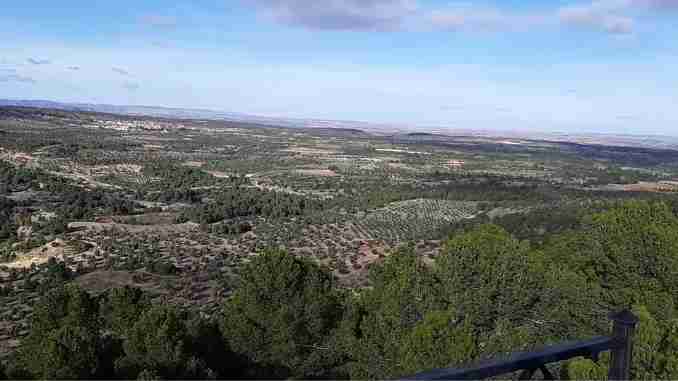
left=179, top=187, right=325, bottom=224
left=55, top=188, right=139, bottom=220
left=0, top=197, right=16, bottom=242
left=222, top=250, right=345, bottom=378
left=0, top=161, right=37, bottom=194
left=6, top=285, right=249, bottom=380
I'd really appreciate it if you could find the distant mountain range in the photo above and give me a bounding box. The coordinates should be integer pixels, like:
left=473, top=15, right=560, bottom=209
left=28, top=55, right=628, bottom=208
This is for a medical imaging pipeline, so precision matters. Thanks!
left=2, top=98, right=677, bottom=150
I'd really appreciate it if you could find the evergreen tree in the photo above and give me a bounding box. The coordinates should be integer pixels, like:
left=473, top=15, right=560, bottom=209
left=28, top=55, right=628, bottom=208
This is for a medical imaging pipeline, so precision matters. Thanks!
left=114, top=304, right=188, bottom=379
left=339, top=246, right=446, bottom=379
left=18, top=285, right=101, bottom=379
left=221, top=249, right=344, bottom=378
left=100, top=286, right=150, bottom=338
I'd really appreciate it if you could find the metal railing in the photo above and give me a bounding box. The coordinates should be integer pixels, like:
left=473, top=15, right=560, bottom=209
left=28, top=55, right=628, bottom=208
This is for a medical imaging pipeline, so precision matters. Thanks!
left=402, top=310, right=639, bottom=380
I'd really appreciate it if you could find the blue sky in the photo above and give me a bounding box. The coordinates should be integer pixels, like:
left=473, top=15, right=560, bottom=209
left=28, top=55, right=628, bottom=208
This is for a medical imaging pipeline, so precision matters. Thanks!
left=1, top=0, right=678, bottom=135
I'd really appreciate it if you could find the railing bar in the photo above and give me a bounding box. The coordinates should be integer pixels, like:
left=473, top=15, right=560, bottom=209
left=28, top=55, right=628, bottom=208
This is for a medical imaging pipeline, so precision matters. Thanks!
left=401, top=336, right=615, bottom=381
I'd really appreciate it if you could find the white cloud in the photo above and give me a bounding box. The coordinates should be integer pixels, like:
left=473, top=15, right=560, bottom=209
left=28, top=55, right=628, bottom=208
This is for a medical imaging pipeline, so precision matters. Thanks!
left=603, top=16, right=635, bottom=34
left=632, top=0, right=678, bottom=10
left=112, top=67, right=130, bottom=76
left=0, top=73, right=36, bottom=83
left=428, top=6, right=547, bottom=32
left=123, top=81, right=140, bottom=91
left=557, top=0, right=638, bottom=34
left=27, top=58, right=51, bottom=65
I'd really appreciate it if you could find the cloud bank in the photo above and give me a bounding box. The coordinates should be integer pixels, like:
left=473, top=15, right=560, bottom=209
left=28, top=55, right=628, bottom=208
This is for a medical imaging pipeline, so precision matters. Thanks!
left=248, top=0, right=417, bottom=30
left=246, top=0, right=678, bottom=34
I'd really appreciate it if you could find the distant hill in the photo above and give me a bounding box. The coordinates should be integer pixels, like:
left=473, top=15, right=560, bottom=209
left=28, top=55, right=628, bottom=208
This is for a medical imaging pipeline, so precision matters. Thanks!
left=389, top=132, right=452, bottom=143
left=2, top=98, right=678, bottom=150
left=301, top=127, right=369, bottom=137
left=0, top=99, right=252, bottom=121
left=0, top=99, right=403, bottom=135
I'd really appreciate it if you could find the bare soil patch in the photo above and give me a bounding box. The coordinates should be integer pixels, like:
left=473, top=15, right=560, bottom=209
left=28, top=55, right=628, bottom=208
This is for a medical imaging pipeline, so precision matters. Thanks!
left=182, top=161, right=205, bottom=168
left=68, top=221, right=199, bottom=234
left=295, top=169, right=338, bottom=177
left=76, top=270, right=174, bottom=295
left=281, top=147, right=338, bottom=155
left=206, top=170, right=230, bottom=179
left=5, top=239, right=67, bottom=269
left=623, top=181, right=678, bottom=192
left=109, top=212, right=180, bottom=225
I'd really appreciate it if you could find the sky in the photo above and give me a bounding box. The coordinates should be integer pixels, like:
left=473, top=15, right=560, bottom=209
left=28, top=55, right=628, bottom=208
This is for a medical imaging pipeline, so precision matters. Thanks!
left=1, top=0, right=678, bottom=135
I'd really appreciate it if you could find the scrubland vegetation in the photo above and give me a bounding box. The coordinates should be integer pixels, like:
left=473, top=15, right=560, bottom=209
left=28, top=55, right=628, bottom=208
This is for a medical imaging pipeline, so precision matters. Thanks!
left=2, top=106, right=678, bottom=379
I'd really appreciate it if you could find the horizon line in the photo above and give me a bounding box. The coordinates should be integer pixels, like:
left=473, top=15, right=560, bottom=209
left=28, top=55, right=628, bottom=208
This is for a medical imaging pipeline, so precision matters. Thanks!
left=1, top=96, right=676, bottom=140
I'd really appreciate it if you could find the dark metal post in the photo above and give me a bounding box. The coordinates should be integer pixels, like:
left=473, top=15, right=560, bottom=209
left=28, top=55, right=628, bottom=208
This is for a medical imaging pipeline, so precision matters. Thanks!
left=608, top=310, right=639, bottom=381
